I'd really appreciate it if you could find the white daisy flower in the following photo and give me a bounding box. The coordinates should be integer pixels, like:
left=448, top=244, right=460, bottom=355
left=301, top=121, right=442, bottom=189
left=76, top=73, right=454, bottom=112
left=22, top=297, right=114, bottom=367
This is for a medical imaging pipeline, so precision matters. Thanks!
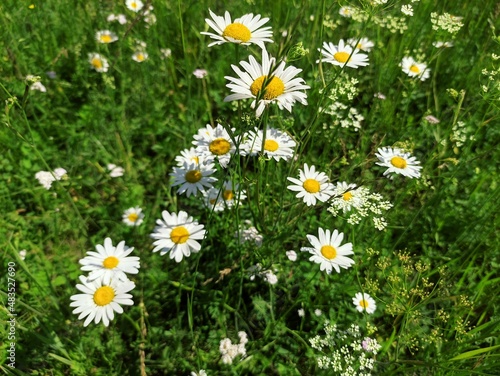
left=132, top=51, right=148, bottom=63
left=79, top=238, right=140, bottom=284
left=88, top=53, right=109, bottom=73
left=150, top=210, right=206, bottom=262
left=204, top=181, right=246, bottom=212
left=352, top=292, right=377, bottom=314
left=375, top=147, right=422, bottom=178
left=96, top=30, right=118, bottom=44
left=300, top=228, right=355, bottom=274
left=400, top=57, right=430, bottom=81
left=126, top=0, right=144, bottom=12
left=170, top=161, right=217, bottom=197
left=330, top=182, right=362, bottom=213
left=347, top=37, right=375, bottom=52
left=201, top=9, right=273, bottom=49
left=317, top=40, right=369, bottom=68
left=122, top=206, right=144, bottom=226
left=107, top=163, right=124, bottom=178
left=224, top=49, right=310, bottom=117
left=175, top=147, right=214, bottom=167
left=246, top=127, right=296, bottom=161
left=193, top=123, right=236, bottom=168
left=69, top=275, right=135, bottom=327
left=287, top=163, right=334, bottom=206
left=339, top=6, right=355, bottom=18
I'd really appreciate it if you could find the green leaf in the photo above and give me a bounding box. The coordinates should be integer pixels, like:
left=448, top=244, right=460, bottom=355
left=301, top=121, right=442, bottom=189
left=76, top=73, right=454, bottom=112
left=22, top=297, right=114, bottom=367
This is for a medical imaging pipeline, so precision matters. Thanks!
left=449, top=345, right=500, bottom=361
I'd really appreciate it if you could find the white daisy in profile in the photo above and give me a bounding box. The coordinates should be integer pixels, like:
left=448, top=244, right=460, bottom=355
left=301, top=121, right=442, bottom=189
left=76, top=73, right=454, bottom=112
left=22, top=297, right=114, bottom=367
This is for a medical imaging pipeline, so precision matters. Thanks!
left=347, top=37, right=375, bottom=52
left=375, top=147, right=422, bottom=178
left=132, top=51, right=148, bottom=62
left=204, top=181, right=246, bottom=212
left=126, top=0, right=144, bottom=12
left=400, top=57, right=430, bottom=81
left=193, top=123, right=236, bottom=168
left=352, top=292, right=376, bottom=314
left=287, top=163, right=334, bottom=206
left=175, top=147, right=214, bottom=167
left=331, top=182, right=361, bottom=212
left=433, top=41, right=453, bottom=48
left=170, top=161, right=217, bottom=197
left=150, top=210, right=206, bottom=262
left=69, top=275, right=135, bottom=327
left=96, top=30, right=118, bottom=44
left=300, top=228, right=354, bottom=274
left=224, top=49, right=310, bottom=117
left=246, top=127, right=296, bottom=161
left=79, top=238, right=140, bottom=284
left=318, top=40, right=369, bottom=69
left=88, top=53, right=109, bottom=73
left=201, top=9, right=273, bottom=49
left=122, top=207, right=144, bottom=227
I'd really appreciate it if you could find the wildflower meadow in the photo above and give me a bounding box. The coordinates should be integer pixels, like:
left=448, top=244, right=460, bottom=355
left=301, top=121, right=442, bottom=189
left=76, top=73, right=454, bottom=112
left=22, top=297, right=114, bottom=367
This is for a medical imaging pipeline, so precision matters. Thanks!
left=2, top=0, right=500, bottom=375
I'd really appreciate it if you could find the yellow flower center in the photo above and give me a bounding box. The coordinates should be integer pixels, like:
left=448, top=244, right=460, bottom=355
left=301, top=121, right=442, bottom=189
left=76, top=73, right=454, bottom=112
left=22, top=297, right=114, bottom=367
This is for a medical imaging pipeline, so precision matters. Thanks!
left=130, top=2, right=138, bottom=9
left=223, top=189, right=234, bottom=201
left=390, top=156, right=407, bottom=169
left=334, top=51, right=350, bottom=63
left=185, top=170, right=202, bottom=183
left=356, top=43, right=362, bottom=49
left=91, top=58, right=103, bottom=69
left=191, top=156, right=200, bottom=164
left=359, top=299, right=369, bottom=309
left=264, top=139, right=279, bottom=152
left=103, top=256, right=119, bottom=269
left=342, top=191, right=353, bottom=201
left=409, top=64, right=420, bottom=73
left=250, top=75, right=285, bottom=100
left=209, top=138, right=231, bottom=155
left=222, top=23, right=251, bottom=43
left=100, top=35, right=113, bottom=43
left=303, top=179, right=321, bottom=193
left=93, top=286, right=115, bottom=306
left=135, top=53, right=145, bottom=62
left=127, top=213, right=139, bottom=223
left=170, top=226, right=190, bottom=244
left=320, top=245, right=337, bottom=260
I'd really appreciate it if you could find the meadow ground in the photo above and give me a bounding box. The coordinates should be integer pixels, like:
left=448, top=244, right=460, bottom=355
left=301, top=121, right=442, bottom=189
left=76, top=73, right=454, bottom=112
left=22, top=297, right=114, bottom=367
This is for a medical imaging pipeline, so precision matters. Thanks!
left=1, top=0, right=499, bottom=375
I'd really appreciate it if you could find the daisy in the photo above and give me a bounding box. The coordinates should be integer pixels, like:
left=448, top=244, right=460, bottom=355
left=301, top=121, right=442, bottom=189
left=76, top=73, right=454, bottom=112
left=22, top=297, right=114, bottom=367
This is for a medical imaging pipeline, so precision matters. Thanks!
left=204, top=181, right=246, bottom=212
left=246, top=127, right=296, bottom=161
left=170, top=161, right=217, bottom=197
left=433, top=41, right=453, bottom=48
left=339, top=6, right=355, bottom=18
left=352, top=292, right=377, bottom=314
left=317, top=40, right=369, bottom=68
left=193, top=123, right=236, bottom=168
left=400, top=57, right=430, bottom=81
left=330, top=182, right=362, bottom=212
left=287, top=163, right=334, bottom=206
left=79, top=238, right=140, bottom=284
left=150, top=210, right=206, bottom=262
left=96, top=30, right=118, bottom=44
left=347, top=37, right=375, bottom=52
left=126, top=0, right=144, bottom=12
left=132, top=51, right=148, bottom=62
left=224, top=49, right=310, bottom=117
left=69, top=275, right=135, bottom=327
left=88, top=53, right=109, bottom=73
left=175, top=147, right=214, bottom=167
left=201, top=9, right=273, bottom=49
left=122, top=206, right=145, bottom=226
left=300, top=227, right=354, bottom=274
left=375, top=147, right=422, bottom=178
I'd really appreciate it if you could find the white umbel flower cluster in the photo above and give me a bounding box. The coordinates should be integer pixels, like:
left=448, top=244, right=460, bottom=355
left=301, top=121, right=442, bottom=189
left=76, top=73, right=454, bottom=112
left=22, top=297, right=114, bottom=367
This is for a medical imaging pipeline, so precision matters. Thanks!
left=220, top=332, right=248, bottom=364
